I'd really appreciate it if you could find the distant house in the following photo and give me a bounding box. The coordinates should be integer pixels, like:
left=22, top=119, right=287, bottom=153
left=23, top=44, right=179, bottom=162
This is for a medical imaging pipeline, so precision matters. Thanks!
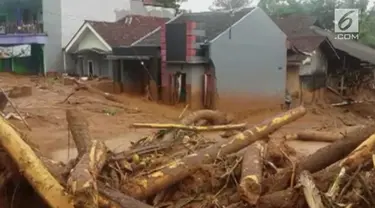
left=273, top=14, right=375, bottom=103
left=116, top=7, right=287, bottom=109
left=63, top=15, right=168, bottom=95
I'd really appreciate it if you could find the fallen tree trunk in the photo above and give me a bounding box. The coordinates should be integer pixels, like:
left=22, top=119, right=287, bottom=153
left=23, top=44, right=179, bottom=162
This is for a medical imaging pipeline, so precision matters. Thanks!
left=0, top=115, right=73, bottom=208
left=122, top=106, right=307, bottom=199
left=162, top=110, right=233, bottom=141
left=67, top=140, right=108, bottom=207
left=295, top=125, right=364, bottom=142
left=66, top=109, right=92, bottom=158
left=262, top=124, right=375, bottom=194
left=131, top=122, right=247, bottom=131
left=66, top=109, right=108, bottom=207
left=340, top=133, right=375, bottom=169
left=238, top=140, right=265, bottom=205
left=296, top=130, right=343, bottom=142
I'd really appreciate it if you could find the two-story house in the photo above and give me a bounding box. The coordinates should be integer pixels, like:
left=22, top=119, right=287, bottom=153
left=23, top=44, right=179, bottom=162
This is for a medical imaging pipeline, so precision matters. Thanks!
left=0, top=0, right=172, bottom=75
left=0, top=0, right=46, bottom=74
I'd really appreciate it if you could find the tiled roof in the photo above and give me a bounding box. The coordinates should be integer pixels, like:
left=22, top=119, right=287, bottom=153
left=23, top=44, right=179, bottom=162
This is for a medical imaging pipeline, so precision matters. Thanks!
left=272, top=14, right=325, bottom=52
left=135, top=8, right=255, bottom=46
left=87, top=15, right=168, bottom=46
left=272, top=14, right=318, bottom=37
left=311, top=26, right=375, bottom=65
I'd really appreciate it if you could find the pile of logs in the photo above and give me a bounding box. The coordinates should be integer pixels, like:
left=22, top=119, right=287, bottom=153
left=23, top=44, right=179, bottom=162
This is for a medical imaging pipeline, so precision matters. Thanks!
left=1, top=105, right=375, bottom=208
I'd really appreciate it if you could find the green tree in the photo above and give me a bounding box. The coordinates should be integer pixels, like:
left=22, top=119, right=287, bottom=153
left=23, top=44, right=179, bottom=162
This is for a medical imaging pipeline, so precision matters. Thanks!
left=258, top=0, right=375, bottom=47
left=154, top=0, right=187, bottom=12
left=210, top=0, right=252, bottom=11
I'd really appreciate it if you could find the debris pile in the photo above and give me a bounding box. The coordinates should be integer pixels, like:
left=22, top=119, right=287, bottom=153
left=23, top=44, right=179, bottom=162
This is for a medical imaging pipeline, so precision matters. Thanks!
left=1, top=103, right=375, bottom=208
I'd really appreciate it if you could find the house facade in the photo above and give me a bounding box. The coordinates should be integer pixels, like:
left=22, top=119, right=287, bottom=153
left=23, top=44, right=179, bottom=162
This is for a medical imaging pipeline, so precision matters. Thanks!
left=274, top=14, right=375, bottom=104
left=0, top=0, right=46, bottom=74
left=130, top=7, right=287, bottom=109
left=63, top=15, right=168, bottom=95
left=0, top=0, right=172, bottom=75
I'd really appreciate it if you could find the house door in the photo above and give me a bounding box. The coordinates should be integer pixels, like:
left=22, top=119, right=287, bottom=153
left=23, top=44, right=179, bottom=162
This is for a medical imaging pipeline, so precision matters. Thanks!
left=1, top=59, right=12, bottom=72
left=87, top=60, right=93, bottom=77
left=202, top=73, right=214, bottom=109
left=171, top=72, right=186, bottom=104
left=286, top=65, right=300, bottom=98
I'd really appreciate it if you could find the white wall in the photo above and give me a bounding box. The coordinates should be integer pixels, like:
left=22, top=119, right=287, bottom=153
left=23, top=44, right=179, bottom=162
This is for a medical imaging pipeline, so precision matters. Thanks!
left=78, top=30, right=110, bottom=52
left=61, top=0, right=130, bottom=47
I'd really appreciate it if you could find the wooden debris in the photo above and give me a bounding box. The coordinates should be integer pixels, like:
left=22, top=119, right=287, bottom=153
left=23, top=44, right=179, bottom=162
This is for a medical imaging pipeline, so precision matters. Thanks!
left=66, top=109, right=92, bottom=158
left=162, top=109, right=233, bottom=141
left=67, top=140, right=108, bottom=207
left=263, top=124, right=375, bottom=193
left=340, top=133, right=375, bottom=169
left=122, top=106, right=306, bottom=199
left=299, top=171, right=324, bottom=208
left=131, top=122, right=247, bottom=131
left=296, top=130, right=344, bottom=142
left=238, top=140, right=266, bottom=205
left=0, top=114, right=73, bottom=208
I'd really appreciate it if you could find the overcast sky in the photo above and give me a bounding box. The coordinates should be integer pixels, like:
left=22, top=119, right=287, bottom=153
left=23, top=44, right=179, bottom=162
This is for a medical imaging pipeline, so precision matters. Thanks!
left=180, top=0, right=375, bottom=12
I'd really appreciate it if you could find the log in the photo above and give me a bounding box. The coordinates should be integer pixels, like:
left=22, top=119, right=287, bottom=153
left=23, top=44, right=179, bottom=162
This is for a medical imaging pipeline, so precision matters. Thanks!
left=67, top=140, right=108, bottom=207
left=238, top=140, right=266, bottom=205
left=162, top=110, right=232, bottom=141
left=262, top=124, right=375, bottom=193
left=296, top=130, right=343, bottom=142
left=122, top=106, right=307, bottom=199
left=258, top=163, right=341, bottom=208
left=0, top=115, right=73, bottom=208
left=340, top=133, right=375, bottom=169
left=98, top=182, right=154, bottom=208
left=131, top=122, right=247, bottom=131
left=295, top=125, right=364, bottom=142
left=66, top=109, right=92, bottom=158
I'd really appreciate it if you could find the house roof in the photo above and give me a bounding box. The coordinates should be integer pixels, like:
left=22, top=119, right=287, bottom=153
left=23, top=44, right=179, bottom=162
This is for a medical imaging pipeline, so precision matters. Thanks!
left=272, top=14, right=325, bottom=53
left=86, top=15, right=168, bottom=46
left=311, top=26, right=375, bottom=65
left=272, top=14, right=318, bottom=37
left=134, top=8, right=255, bottom=46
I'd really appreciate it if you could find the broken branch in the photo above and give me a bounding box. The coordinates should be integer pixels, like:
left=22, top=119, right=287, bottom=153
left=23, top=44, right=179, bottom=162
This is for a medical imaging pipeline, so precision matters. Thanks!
left=131, top=122, right=247, bottom=131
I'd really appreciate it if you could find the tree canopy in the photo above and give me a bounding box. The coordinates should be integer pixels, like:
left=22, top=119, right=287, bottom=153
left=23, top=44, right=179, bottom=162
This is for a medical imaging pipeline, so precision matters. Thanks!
left=210, top=0, right=253, bottom=11
left=257, top=0, right=375, bottom=47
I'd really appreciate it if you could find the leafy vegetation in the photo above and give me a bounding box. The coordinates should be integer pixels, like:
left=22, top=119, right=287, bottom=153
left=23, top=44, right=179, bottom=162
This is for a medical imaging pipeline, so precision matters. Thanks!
left=258, top=0, right=375, bottom=47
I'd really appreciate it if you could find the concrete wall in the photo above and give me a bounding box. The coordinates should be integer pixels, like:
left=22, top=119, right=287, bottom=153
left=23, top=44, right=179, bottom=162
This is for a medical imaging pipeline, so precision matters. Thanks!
left=43, top=0, right=128, bottom=73
left=61, top=0, right=129, bottom=47
left=42, top=0, right=62, bottom=73
left=210, top=7, right=286, bottom=101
